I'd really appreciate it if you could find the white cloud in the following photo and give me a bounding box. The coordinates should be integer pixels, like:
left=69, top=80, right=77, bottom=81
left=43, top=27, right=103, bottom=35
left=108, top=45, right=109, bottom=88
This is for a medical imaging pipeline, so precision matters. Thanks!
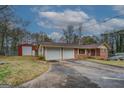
left=49, top=32, right=62, bottom=41
left=39, top=10, right=90, bottom=29
left=36, top=8, right=124, bottom=36
left=103, top=18, right=124, bottom=28
left=83, top=18, right=124, bottom=35
left=40, top=10, right=89, bottom=22
left=113, top=5, right=124, bottom=14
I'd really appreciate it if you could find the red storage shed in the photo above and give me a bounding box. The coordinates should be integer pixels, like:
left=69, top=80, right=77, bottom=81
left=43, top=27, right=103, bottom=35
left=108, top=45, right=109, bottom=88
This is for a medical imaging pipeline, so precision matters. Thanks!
left=18, top=44, right=38, bottom=56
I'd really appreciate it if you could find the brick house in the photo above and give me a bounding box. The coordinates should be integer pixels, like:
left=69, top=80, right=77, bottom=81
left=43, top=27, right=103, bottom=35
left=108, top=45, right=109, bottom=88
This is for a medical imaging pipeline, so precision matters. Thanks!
left=18, top=42, right=110, bottom=60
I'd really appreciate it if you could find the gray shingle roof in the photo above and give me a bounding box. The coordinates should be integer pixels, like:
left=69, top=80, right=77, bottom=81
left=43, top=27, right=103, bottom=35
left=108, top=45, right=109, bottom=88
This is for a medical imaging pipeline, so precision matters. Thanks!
left=40, top=42, right=103, bottom=49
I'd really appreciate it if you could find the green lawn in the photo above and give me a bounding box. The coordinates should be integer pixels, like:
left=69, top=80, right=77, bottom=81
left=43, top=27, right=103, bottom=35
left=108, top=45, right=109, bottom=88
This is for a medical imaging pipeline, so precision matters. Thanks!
left=87, top=59, right=124, bottom=67
left=0, top=56, right=49, bottom=86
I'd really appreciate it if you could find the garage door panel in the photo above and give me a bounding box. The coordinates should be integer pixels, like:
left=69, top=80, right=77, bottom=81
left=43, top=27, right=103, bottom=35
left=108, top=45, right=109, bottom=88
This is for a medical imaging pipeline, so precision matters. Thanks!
left=22, top=46, right=32, bottom=56
left=63, top=49, right=74, bottom=59
left=46, top=48, right=61, bottom=60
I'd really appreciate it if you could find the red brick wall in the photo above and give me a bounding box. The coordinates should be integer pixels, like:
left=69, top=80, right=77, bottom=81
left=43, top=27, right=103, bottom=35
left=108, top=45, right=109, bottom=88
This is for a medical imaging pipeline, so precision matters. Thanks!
left=74, top=48, right=108, bottom=60
left=100, top=49, right=108, bottom=59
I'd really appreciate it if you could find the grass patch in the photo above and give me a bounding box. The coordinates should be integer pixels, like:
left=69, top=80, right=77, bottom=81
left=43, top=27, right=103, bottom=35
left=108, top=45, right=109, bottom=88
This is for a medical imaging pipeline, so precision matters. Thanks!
left=87, top=59, right=124, bottom=67
left=0, top=56, right=49, bottom=86
left=0, top=66, right=10, bottom=81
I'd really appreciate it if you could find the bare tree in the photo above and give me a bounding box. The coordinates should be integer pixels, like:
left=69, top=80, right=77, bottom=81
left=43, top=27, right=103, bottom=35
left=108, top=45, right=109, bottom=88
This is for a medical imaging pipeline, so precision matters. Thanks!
left=62, top=25, right=75, bottom=43
left=31, top=31, right=52, bottom=44
left=78, top=24, right=83, bottom=45
left=0, top=6, right=30, bottom=55
left=101, top=30, right=124, bottom=54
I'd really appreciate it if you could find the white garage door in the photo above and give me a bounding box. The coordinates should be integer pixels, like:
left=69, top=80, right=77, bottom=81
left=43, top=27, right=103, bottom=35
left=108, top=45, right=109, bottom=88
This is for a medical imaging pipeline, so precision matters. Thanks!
left=46, top=48, right=61, bottom=60
left=22, top=46, right=32, bottom=56
left=63, top=48, right=74, bottom=59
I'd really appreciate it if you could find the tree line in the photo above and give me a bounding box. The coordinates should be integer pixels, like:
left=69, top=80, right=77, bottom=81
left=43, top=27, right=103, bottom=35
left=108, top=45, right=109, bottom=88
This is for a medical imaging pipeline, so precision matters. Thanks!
left=61, top=25, right=98, bottom=45
left=101, top=30, right=124, bottom=53
left=0, top=6, right=52, bottom=55
left=62, top=24, right=124, bottom=54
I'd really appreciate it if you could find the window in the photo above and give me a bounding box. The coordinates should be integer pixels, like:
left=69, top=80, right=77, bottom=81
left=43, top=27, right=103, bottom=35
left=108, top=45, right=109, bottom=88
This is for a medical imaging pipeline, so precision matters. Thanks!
left=79, top=49, right=85, bottom=54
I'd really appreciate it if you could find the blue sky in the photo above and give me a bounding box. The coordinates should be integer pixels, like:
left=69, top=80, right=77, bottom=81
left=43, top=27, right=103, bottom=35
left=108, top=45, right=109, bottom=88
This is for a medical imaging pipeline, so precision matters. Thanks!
left=13, top=5, right=124, bottom=39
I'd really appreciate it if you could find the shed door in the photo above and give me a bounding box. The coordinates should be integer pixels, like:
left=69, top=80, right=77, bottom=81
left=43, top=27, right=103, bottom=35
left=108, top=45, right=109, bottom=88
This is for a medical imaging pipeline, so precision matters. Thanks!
left=46, top=47, right=61, bottom=60
left=22, top=46, right=32, bottom=56
left=63, top=48, right=74, bottom=59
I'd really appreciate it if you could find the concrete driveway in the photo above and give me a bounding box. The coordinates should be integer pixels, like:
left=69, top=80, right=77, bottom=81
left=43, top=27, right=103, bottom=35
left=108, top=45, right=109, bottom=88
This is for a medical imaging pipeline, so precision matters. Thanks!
left=20, top=60, right=124, bottom=88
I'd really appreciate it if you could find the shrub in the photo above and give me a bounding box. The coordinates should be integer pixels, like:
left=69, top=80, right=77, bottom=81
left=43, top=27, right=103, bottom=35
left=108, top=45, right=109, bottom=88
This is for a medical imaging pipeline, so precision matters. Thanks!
left=77, top=54, right=88, bottom=60
left=0, top=51, right=5, bottom=56
left=76, top=54, right=106, bottom=60
left=88, top=56, right=105, bottom=60
left=38, top=56, right=46, bottom=61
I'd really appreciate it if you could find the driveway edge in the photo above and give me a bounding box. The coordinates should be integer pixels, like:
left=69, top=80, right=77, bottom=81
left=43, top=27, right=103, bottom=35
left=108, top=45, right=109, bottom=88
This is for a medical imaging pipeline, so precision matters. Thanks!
left=86, top=59, right=124, bottom=68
